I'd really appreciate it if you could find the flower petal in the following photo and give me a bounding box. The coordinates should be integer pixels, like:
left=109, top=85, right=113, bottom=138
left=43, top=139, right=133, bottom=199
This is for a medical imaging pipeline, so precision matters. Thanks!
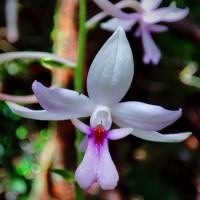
left=97, top=140, right=119, bottom=189
left=101, top=17, right=137, bottom=31
left=131, top=129, right=192, bottom=142
left=6, top=102, right=73, bottom=120
left=148, top=24, right=168, bottom=33
left=71, top=118, right=91, bottom=135
left=79, top=136, right=89, bottom=152
left=111, top=102, right=182, bottom=131
left=93, top=0, right=133, bottom=20
left=86, top=12, right=107, bottom=28
left=141, top=0, right=162, bottom=11
left=140, top=23, right=161, bottom=64
left=32, top=81, right=95, bottom=117
left=108, top=127, right=133, bottom=140
left=75, top=139, right=98, bottom=189
left=87, top=27, right=134, bottom=105
left=90, top=105, right=112, bottom=130
left=142, top=7, right=175, bottom=23
left=163, top=7, right=189, bottom=22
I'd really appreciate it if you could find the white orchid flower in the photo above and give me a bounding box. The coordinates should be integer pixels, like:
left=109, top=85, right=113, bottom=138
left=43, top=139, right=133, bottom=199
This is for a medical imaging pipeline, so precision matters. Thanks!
left=88, top=0, right=189, bottom=64
left=7, top=27, right=191, bottom=189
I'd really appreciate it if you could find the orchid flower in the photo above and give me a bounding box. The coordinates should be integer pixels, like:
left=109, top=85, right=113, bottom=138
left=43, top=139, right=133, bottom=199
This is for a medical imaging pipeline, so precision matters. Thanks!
left=88, top=0, right=189, bottom=64
left=6, top=27, right=191, bottom=189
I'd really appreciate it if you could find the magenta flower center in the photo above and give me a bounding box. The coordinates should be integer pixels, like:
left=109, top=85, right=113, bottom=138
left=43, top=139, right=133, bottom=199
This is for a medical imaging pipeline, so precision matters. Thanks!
left=94, top=125, right=107, bottom=145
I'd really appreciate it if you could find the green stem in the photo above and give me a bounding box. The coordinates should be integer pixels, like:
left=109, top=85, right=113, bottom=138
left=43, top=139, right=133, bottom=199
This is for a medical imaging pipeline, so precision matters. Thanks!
left=75, top=0, right=86, bottom=93
left=75, top=0, right=87, bottom=199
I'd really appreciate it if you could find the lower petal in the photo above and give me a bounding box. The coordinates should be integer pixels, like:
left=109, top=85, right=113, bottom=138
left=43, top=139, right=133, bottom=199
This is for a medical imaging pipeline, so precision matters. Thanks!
left=75, top=139, right=98, bottom=189
left=97, top=140, right=119, bottom=190
left=131, top=129, right=192, bottom=142
left=140, top=23, right=161, bottom=65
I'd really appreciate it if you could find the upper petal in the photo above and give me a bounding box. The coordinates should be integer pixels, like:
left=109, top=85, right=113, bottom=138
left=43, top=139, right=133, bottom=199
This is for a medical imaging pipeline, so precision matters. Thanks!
left=87, top=27, right=134, bottom=105
left=141, top=0, right=162, bottom=11
left=97, top=140, right=119, bottom=190
left=101, top=17, right=137, bottom=32
left=111, top=101, right=182, bottom=131
left=32, top=81, right=95, bottom=116
left=131, top=129, right=192, bottom=142
left=6, top=102, right=75, bottom=120
left=75, top=139, right=98, bottom=189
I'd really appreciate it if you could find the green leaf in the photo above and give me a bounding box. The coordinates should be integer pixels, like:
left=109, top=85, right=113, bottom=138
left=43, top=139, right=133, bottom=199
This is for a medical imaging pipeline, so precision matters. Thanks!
left=40, top=58, right=67, bottom=69
left=51, top=169, right=75, bottom=182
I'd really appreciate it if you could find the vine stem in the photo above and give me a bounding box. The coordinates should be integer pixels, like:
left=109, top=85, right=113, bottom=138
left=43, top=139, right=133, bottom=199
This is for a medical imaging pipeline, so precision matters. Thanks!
left=75, top=0, right=87, bottom=199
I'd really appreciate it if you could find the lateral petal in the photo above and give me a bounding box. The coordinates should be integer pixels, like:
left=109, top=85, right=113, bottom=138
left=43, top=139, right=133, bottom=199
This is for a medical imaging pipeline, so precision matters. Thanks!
left=101, top=17, right=137, bottom=31
left=142, top=7, right=175, bottom=23
left=97, top=140, right=119, bottom=190
left=131, top=129, right=192, bottom=142
left=6, top=102, right=74, bottom=120
left=71, top=118, right=91, bottom=135
left=75, top=139, right=98, bottom=189
left=108, top=127, right=133, bottom=140
left=111, top=102, right=182, bottom=131
left=87, top=27, right=134, bottom=105
left=163, top=7, right=189, bottom=22
left=32, top=81, right=95, bottom=116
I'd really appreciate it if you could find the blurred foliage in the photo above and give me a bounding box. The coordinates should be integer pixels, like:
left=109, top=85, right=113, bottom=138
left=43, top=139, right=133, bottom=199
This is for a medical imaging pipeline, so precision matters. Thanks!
left=0, top=0, right=200, bottom=200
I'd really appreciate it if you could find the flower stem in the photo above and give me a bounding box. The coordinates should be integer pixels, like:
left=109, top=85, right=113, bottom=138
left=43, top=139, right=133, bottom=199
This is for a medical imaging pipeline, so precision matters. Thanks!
left=75, top=0, right=87, bottom=199
left=75, top=0, right=86, bottom=93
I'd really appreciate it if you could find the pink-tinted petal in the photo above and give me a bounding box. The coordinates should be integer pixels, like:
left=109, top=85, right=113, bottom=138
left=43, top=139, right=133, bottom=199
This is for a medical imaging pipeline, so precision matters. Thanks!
left=141, top=0, right=162, bottom=11
left=101, top=17, right=137, bottom=31
left=32, top=81, right=95, bottom=117
left=79, top=136, right=89, bottom=152
left=140, top=23, right=161, bottom=64
left=97, top=140, right=119, bottom=189
left=93, top=0, right=134, bottom=20
left=111, top=102, right=182, bottom=131
left=87, top=27, right=134, bottom=105
left=6, top=102, right=73, bottom=120
left=163, top=7, right=189, bottom=22
left=142, top=7, right=175, bottom=23
left=131, top=129, right=192, bottom=142
left=86, top=0, right=141, bottom=28
left=71, top=118, right=91, bottom=135
left=148, top=24, right=168, bottom=33
left=75, top=139, right=98, bottom=189
left=90, top=105, right=112, bottom=130
left=86, top=12, right=107, bottom=28
left=108, top=127, right=133, bottom=140
left=134, top=27, right=141, bottom=37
